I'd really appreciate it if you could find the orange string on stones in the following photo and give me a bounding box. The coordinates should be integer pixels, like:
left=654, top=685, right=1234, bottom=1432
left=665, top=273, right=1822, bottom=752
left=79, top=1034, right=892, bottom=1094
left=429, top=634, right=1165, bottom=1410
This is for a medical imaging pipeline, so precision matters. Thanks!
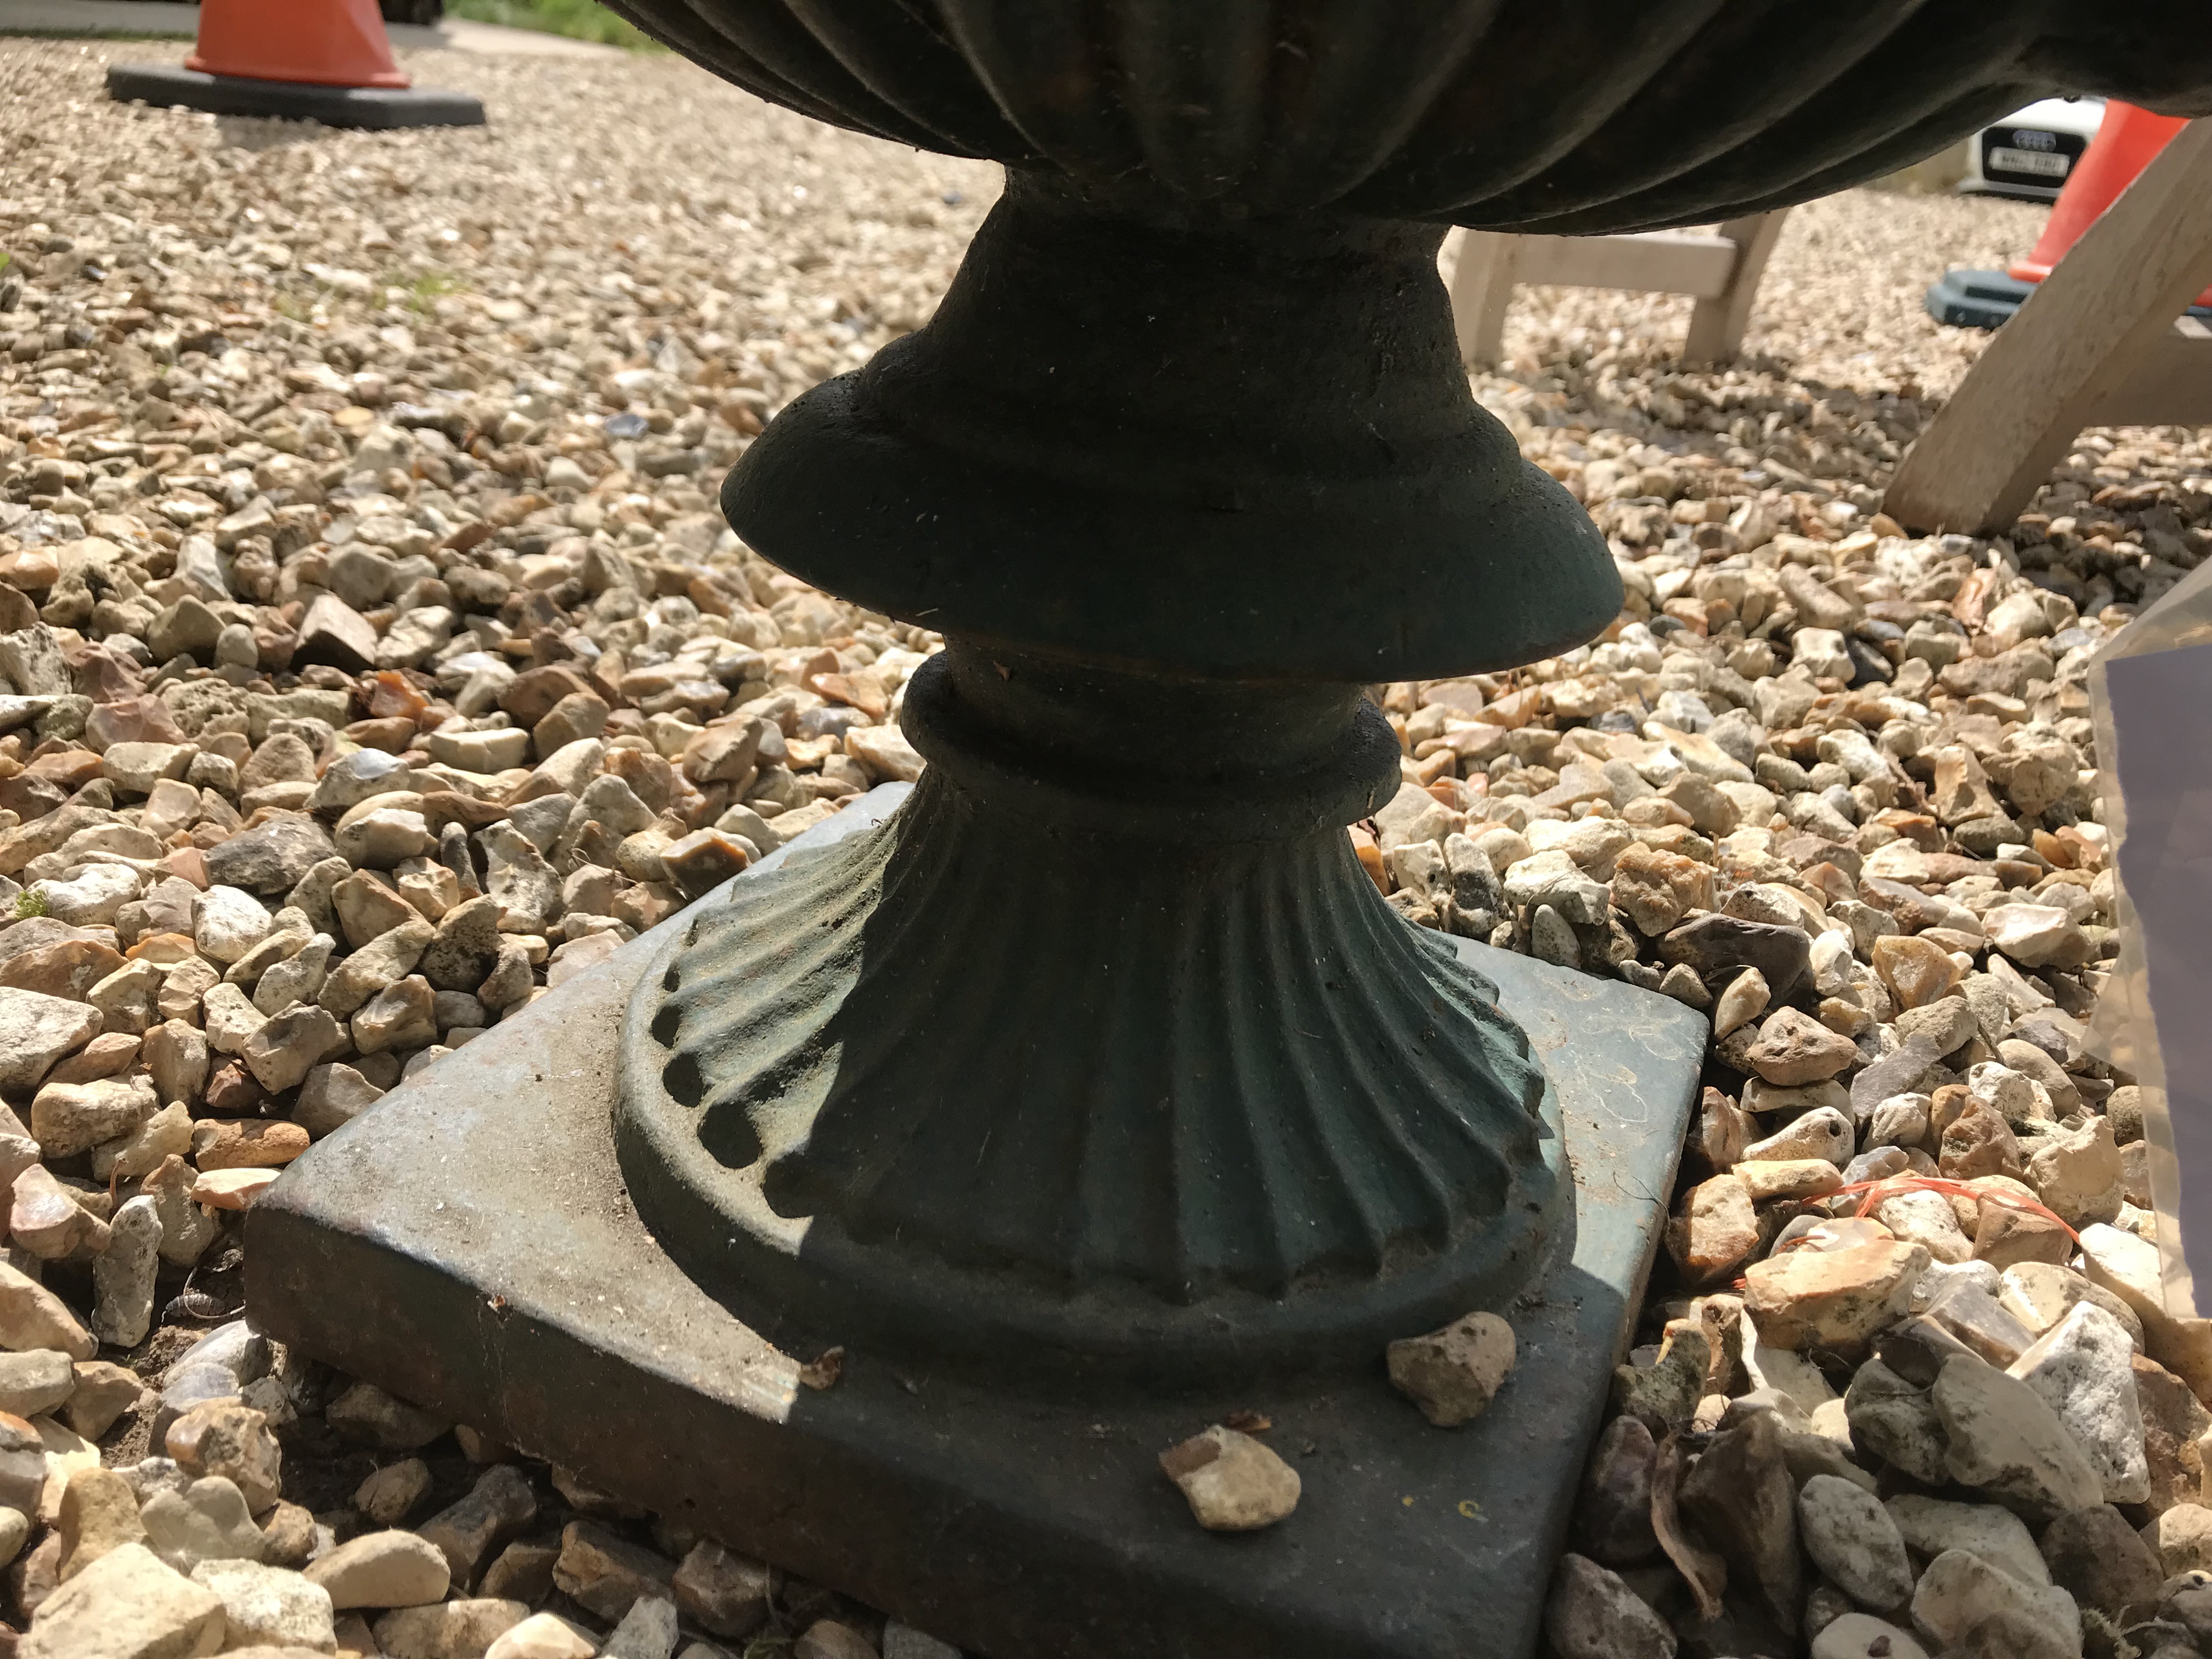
left=1838, top=1173, right=2081, bottom=1245
left=1728, top=1175, right=2081, bottom=1294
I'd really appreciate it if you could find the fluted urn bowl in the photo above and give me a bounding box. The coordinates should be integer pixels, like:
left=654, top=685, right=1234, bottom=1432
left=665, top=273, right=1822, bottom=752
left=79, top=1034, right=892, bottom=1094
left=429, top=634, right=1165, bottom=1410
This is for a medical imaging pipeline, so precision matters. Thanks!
left=607, top=0, right=2212, bottom=231
left=604, top=0, right=2212, bottom=1395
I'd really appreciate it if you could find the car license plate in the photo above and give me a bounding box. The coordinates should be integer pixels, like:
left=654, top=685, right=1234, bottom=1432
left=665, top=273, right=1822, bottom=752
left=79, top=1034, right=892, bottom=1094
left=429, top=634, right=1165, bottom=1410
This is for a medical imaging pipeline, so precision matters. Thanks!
left=1991, top=145, right=2071, bottom=178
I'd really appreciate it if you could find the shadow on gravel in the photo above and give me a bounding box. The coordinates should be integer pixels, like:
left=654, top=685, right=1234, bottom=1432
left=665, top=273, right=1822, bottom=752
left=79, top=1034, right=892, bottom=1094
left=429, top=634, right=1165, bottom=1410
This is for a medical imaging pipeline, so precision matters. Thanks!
left=215, top=114, right=336, bottom=150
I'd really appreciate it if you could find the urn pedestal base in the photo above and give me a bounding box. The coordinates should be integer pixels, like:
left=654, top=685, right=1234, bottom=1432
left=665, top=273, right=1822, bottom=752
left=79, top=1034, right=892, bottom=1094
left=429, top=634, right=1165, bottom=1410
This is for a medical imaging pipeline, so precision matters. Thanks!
left=251, top=789, right=1706, bottom=1659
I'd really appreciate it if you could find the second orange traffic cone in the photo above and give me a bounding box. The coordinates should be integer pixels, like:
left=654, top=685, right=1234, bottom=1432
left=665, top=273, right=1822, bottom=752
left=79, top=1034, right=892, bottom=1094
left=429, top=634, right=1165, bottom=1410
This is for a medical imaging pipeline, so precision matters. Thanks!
left=187, top=0, right=411, bottom=91
left=2010, top=101, right=2212, bottom=307
left=106, top=0, right=484, bottom=131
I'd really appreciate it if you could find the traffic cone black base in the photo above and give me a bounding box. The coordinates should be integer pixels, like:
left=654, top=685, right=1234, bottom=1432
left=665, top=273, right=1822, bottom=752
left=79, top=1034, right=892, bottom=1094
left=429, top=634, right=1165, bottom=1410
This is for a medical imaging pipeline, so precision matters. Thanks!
left=105, top=64, right=485, bottom=131
left=1923, top=268, right=2038, bottom=329
left=1926, top=265, right=2212, bottom=332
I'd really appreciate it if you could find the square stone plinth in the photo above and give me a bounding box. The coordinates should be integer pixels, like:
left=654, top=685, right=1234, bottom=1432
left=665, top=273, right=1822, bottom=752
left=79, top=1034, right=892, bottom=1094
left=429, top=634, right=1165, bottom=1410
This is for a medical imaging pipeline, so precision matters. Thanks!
left=250, top=790, right=1705, bottom=1659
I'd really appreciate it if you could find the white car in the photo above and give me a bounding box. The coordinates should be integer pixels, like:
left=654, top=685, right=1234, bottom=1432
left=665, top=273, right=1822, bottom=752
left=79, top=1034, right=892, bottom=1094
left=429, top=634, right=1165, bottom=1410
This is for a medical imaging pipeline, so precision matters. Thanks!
left=1959, top=95, right=2106, bottom=201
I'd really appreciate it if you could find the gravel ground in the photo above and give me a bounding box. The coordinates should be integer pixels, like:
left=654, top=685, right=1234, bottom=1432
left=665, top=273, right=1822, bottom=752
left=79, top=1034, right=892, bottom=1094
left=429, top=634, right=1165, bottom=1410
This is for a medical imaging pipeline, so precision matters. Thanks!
left=4, top=30, right=2212, bottom=1659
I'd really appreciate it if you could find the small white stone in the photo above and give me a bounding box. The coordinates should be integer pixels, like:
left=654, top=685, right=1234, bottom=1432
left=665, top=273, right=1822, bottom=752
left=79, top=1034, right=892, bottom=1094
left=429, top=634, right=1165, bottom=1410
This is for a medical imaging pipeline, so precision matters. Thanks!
left=2025, top=1114, right=2125, bottom=1229
left=201, top=981, right=269, bottom=1057
left=0, top=1350, right=74, bottom=1419
left=1909, top=1547, right=2080, bottom=1659
left=1933, top=1353, right=2103, bottom=1518
left=1712, top=966, right=1769, bottom=1038
left=1983, top=903, right=2089, bottom=969
left=1545, top=1552, right=1676, bottom=1659
left=1872, top=1188, right=1975, bottom=1265
left=304, top=1527, right=452, bottom=1610
left=602, top=1592, right=681, bottom=1659
left=1884, top=1494, right=2050, bottom=1589
left=376, top=1598, right=534, bottom=1658
left=190, top=1556, right=337, bottom=1650
left=192, top=883, right=274, bottom=967
left=2005, top=1300, right=2149, bottom=1505
left=485, top=1611, right=599, bottom=1659
left=1386, top=1310, right=1516, bottom=1427
left=1797, top=1472, right=1912, bottom=1610
left=140, top=1476, right=268, bottom=1574
left=1997, top=1262, right=2143, bottom=1350
left=32, top=862, right=144, bottom=926
left=426, top=726, right=533, bottom=773
left=1158, top=1425, right=1300, bottom=1531
left=336, top=806, right=437, bottom=868
left=0, top=988, right=101, bottom=1092
left=0, top=1504, right=29, bottom=1567
left=22, top=1542, right=225, bottom=1657
left=90, top=1195, right=161, bottom=1348
left=242, top=1002, right=350, bottom=1093
left=1743, top=1104, right=1854, bottom=1168
left=1910, top=1257, right=2003, bottom=1315
left=0, top=1260, right=95, bottom=1359
left=353, top=1459, right=431, bottom=1527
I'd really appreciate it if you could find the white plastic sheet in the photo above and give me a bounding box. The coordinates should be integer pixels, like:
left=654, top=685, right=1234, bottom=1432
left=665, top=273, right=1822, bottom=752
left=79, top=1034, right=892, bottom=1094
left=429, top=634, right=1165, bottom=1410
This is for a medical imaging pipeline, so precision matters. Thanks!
left=2090, top=556, right=2212, bottom=1316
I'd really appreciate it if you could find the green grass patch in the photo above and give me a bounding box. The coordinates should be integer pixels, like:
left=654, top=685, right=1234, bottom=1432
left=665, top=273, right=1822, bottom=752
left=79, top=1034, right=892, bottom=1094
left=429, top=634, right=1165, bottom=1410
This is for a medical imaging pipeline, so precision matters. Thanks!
left=447, top=0, right=663, bottom=49
left=404, top=268, right=467, bottom=314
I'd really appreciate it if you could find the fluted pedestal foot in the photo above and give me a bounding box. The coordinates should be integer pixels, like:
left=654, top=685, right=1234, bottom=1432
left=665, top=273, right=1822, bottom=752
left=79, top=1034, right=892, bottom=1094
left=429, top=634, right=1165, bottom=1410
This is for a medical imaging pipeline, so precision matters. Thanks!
left=618, top=652, right=1563, bottom=1391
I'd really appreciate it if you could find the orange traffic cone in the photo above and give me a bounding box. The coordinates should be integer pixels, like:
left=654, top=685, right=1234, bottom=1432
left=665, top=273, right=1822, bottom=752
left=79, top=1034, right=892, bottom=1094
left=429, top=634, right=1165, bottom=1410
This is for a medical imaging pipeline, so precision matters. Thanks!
left=188, top=0, right=411, bottom=91
left=2010, top=101, right=2212, bottom=306
left=106, top=0, right=484, bottom=130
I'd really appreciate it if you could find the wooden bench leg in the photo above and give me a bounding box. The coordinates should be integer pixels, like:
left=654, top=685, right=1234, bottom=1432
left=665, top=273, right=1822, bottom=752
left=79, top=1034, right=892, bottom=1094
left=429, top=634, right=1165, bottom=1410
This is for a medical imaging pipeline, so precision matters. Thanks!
left=1884, top=119, right=2212, bottom=535
left=1449, top=229, right=1519, bottom=369
left=1683, top=210, right=1787, bottom=366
